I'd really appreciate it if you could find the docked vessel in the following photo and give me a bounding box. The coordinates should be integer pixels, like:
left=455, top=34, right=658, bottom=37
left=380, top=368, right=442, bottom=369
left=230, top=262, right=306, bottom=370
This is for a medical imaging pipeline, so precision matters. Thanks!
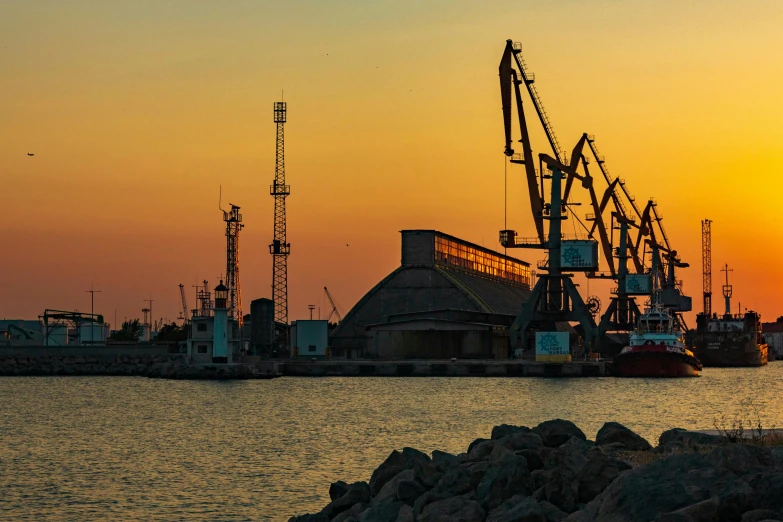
left=613, top=304, right=702, bottom=377
left=692, top=263, right=768, bottom=367
left=693, top=311, right=768, bottom=367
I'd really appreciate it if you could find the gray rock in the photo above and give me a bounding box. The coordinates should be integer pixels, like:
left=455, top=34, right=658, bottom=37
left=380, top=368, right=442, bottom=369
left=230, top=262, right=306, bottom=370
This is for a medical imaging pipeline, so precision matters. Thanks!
left=288, top=514, right=328, bottom=522
left=504, top=432, right=545, bottom=452
left=330, top=480, right=350, bottom=501
left=657, top=429, right=722, bottom=449
left=359, top=497, right=403, bottom=522
left=467, top=437, right=490, bottom=454
left=706, top=444, right=777, bottom=476
left=748, top=472, right=783, bottom=512
left=419, top=494, right=486, bottom=522
left=432, top=450, right=460, bottom=469
left=332, top=503, right=367, bottom=522
left=540, top=500, right=568, bottom=522
left=518, top=449, right=545, bottom=471
left=402, top=447, right=431, bottom=465
left=741, top=509, right=783, bottom=522
left=667, top=498, right=720, bottom=522
left=572, top=452, right=755, bottom=521
left=323, top=481, right=371, bottom=518
left=468, top=439, right=496, bottom=460
left=490, top=442, right=516, bottom=462
left=533, top=420, right=586, bottom=448
left=430, top=466, right=473, bottom=500
left=486, top=495, right=546, bottom=522
left=413, top=459, right=442, bottom=488
left=466, top=461, right=491, bottom=490
left=395, top=504, right=415, bottom=522
left=477, top=454, right=533, bottom=510
left=372, top=469, right=415, bottom=505
left=492, top=424, right=531, bottom=440
left=369, top=450, right=408, bottom=496
left=595, top=422, right=652, bottom=451
left=396, top=479, right=427, bottom=505
left=576, top=448, right=631, bottom=503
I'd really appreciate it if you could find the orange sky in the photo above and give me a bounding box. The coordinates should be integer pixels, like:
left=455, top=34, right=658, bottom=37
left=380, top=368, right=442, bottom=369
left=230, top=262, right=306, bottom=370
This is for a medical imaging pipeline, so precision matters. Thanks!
left=1, top=1, right=782, bottom=326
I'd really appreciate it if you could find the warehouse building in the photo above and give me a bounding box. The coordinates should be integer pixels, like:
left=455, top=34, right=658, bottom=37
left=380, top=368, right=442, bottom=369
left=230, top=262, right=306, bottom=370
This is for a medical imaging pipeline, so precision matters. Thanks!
left=330, top=230, right=532, bottom=359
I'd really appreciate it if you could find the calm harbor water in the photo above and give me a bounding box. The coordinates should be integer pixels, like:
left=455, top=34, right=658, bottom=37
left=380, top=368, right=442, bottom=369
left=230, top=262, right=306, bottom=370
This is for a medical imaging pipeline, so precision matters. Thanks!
left=2, top=365, right=783, bottom=521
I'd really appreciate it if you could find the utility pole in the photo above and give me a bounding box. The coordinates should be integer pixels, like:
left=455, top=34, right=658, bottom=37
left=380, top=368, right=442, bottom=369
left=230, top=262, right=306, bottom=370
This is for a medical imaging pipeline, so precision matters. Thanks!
left=87, top=285, right=101, bottom=343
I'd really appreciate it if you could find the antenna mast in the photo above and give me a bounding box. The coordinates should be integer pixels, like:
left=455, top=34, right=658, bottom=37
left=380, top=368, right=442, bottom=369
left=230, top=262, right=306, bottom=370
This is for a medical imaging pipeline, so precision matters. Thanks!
left=270, top=101, right=291, bottom=334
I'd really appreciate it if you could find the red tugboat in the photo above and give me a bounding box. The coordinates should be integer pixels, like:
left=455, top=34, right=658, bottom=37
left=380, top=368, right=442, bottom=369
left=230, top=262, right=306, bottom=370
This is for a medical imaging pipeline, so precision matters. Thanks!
left=614, top=304, right=702, bottom=377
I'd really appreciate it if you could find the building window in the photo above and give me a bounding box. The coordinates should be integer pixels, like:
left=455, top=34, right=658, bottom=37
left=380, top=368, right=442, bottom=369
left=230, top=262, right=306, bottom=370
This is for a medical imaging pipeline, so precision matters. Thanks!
left=197, top=323, right=207, bottom=332
left=197, top=345, right=208, bottom=354
left=434, top=234, right=531, bottom=288
left=308, top=345, right=316, bottom=352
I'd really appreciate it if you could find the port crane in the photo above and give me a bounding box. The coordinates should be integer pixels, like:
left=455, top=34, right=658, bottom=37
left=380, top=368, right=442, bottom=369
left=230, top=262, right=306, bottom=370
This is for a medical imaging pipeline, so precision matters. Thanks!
left=498, top=39, right=692, bottom=349
left=178, top=284, right=190, bottom=323
left=324, top=287, right=343, bottom=323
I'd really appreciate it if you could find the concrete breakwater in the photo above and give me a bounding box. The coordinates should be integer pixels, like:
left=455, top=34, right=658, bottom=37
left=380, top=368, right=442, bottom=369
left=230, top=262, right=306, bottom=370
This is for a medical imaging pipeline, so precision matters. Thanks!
left=290, top=420, right=783, bottom=522
left=0, top=347, right=280, bottom=379
left=281, top=359, right=607, bottom=377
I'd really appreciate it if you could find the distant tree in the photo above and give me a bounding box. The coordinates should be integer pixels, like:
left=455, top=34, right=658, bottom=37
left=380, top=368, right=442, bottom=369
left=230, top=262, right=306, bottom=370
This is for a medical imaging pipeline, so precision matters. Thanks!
left=156, top=322, right=187, bottom=342
left=109, top=319, right=143, bottom=342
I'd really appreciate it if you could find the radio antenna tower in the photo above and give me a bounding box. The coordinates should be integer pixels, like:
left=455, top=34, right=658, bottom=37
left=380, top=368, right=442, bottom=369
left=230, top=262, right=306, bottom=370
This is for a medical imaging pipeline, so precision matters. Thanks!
left=223, top=203, right=244, bottom=322
left=270, top=101, right=290, bottom=329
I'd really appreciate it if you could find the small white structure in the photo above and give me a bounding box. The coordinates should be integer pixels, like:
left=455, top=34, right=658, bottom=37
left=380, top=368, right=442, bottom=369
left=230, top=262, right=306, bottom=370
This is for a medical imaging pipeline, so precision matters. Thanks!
left=187, top=281, right=240, bottom=364
left=78, top=323, right=109, bottom=345
left=291, top=320, right=329, bottom=359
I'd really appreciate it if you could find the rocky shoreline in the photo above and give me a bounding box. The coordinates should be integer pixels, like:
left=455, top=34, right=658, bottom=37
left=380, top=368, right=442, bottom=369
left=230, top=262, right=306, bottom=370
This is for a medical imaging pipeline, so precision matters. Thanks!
left=290, top=420, right=783, bottom=522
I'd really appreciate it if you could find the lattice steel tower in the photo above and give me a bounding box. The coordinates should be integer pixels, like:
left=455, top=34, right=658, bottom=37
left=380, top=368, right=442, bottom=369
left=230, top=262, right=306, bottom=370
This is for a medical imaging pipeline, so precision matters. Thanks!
left=270, top=101, right=290, bottom=326
left=702, top=219, right=712, bottom=316
left=224, top=204, right=244, bottom=321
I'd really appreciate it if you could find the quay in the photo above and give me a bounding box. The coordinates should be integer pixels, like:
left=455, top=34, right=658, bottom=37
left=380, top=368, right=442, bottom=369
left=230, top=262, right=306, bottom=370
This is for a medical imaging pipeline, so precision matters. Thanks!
left=280, top=359, right=607, bottom=377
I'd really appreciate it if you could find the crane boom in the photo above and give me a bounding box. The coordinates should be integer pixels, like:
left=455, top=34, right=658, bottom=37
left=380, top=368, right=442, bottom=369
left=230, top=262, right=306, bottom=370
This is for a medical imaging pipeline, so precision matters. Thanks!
left=324, top=287, right=343, bottom=323
left=179, top=284, right=189, bottom=322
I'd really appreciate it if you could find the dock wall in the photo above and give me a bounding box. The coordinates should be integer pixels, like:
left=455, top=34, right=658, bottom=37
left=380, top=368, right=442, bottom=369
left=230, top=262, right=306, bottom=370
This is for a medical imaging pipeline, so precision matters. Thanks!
left=281, top=359, right=606, bottom=377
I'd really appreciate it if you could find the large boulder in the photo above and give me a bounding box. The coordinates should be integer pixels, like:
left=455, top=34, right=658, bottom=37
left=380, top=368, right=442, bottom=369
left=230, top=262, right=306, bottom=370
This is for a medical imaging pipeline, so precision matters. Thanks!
left=576, top=448, right=631, bottom=503
left=369, top=448, right=430, bottom=496
left=492, top=424, right=531, bottom=440
left=533, top=420, right=587, bottom=448
left=740, top=508, right=783, bottom=522
left=358, top=497, right=403, bottom=522
left=657, top=429, right=722, bottom=449
left=477, top=454, right=534, bottom=510
left=322, top=481, right=372, bottom=519
left=419, top=494, right=486, bottom=522
left=566, top=452, right=756, bottom=521
left=487, top=495, right=546, bottom=522
left=371, top=469, right=415, bottom=505
left=370, top=451, right=408, bottom=496
left=504, top=432, right=546, bottom=452
left=330, top=481, right=350, bottom=501
left=432, top=450, right=460, bottom=470
left=595, top=422, right=652, bottom=451
left=468, top=439, right=496, bottom=461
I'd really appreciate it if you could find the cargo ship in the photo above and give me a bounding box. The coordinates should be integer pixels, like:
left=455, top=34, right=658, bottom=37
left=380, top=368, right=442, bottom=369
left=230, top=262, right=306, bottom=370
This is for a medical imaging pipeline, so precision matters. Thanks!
left=693, top=311, right=768, bottom=367
left=613, top=304, right=702, bottom=377
left=692, top=263, right=768, bottom=367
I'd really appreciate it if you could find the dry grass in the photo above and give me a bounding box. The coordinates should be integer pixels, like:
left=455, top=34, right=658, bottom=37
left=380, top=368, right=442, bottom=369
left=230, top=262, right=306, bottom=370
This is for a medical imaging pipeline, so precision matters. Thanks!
left=713, top=398, right=783, bottom=446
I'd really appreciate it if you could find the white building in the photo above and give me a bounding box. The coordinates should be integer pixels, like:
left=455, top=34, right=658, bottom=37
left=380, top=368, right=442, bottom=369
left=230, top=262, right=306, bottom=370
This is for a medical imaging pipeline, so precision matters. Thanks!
left=187, top=282, right=241, bottom=364
left=291, top=320, right=329, bottom=359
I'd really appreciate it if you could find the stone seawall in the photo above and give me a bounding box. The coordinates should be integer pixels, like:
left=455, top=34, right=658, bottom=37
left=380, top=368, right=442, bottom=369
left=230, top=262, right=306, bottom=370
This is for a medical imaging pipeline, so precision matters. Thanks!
left=0, top=346, right=281, bottom=379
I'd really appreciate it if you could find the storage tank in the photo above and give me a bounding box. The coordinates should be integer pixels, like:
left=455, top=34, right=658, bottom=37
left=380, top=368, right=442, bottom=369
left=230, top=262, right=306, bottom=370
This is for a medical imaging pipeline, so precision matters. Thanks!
left=251, top=298, right=274, bottom=355
left=44, top=326, right=68, bottom=347
left=79, top=323, right=108, bottom=344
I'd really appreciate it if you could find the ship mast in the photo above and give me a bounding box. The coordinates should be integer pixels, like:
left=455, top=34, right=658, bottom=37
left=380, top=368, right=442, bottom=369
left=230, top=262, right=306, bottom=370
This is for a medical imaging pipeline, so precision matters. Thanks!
left=721, top=264, right=733, bottom=317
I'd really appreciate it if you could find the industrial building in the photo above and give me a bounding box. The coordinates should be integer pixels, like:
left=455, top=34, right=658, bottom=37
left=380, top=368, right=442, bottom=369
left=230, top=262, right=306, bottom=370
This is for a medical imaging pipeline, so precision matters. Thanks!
left=330, top=230, right=532, bottom=359
left=290, top=320, right=329, bottom=359
left=762, top=317, right=783, bottom=360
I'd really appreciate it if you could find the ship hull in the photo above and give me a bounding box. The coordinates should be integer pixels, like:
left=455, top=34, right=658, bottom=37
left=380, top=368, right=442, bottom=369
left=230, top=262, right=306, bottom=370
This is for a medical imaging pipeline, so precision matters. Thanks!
left=694, top=312, right=768, bottom=367
left=613, top=350, right=701, bottom=377
left=696, top=344, right=768, bottom=367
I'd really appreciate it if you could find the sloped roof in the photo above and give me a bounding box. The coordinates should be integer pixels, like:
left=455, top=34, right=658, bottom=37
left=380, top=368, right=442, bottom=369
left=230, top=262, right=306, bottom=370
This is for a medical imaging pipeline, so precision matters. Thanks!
left=436, top=267, right=531, bottom=316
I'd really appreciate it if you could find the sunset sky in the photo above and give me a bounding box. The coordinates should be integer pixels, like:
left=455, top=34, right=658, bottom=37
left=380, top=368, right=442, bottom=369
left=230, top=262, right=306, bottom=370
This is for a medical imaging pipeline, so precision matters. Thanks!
left=1, top=0, right=782, bottom=327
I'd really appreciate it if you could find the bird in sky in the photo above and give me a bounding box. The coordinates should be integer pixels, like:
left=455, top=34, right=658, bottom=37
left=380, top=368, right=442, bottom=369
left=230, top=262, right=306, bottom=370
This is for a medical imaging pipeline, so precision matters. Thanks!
left=27, top=153, right=34, bottom=156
